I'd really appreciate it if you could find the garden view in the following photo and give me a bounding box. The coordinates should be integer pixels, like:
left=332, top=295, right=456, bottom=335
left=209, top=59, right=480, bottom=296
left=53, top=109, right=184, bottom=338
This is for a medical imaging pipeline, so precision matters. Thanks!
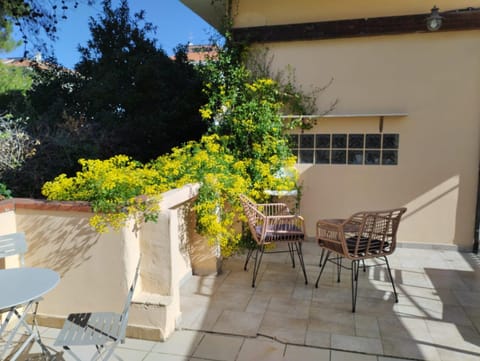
left=0, top=0, right=314, bottom=255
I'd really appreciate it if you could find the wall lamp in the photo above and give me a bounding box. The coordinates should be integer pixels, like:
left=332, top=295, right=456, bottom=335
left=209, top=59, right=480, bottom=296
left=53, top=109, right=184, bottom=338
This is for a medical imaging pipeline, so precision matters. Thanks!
left=426, top=6, right=443, bottom=31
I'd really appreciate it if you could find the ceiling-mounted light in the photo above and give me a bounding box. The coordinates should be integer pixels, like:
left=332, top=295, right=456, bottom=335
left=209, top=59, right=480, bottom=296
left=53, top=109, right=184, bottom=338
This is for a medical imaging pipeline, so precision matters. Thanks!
left=426, top=6, right=443, bottom=31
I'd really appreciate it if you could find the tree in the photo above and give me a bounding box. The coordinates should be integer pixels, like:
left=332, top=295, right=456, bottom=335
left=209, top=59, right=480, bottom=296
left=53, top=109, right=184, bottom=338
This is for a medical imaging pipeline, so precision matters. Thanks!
left=0, top=61, right=34, bottom=115
left=1, top=63, right=108, bottom=198
left=1, top=0, right=207, bottom=197
left=0, top=0, right=95, bottom=56
left=0, top=14, right=20, bottom=52
left=74, top=0, right=206, bottom=162
left=0, top=63, right=32, bottom=95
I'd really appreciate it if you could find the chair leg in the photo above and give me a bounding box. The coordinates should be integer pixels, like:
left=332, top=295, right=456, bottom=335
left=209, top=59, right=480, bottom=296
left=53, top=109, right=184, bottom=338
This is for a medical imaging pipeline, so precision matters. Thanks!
left=98, top=342, right=121, bottom=361
left=0, top=301, right=37, bottom=361
left=351, top=260, right=360, bottom=312
left=62, top=346, right=84, bottom=361
left=251, top=246, right=265, bottom=288
left=337, top=256, right=342, bottom=283
left=318, top=248, right=326, bottom=266
left=294, top=242, right=308, bottom=284
left=315, top=251, right=331, bottom=287
left=288, top=242, right=296, bottom=268
left=244, top=248, right=254, bottom=271
left=32, top=301, right=56, bottom=360
left=384, top=256, right=398, bottom=303
left=62, top=340, right=118, bottom=361
left=91, top=346, right=104, bottom=361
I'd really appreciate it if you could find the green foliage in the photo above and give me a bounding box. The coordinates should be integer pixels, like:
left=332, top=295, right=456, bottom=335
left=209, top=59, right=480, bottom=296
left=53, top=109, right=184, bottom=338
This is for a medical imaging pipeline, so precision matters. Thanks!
left=246, top=48, right=318, bottom=116
left=1, top=63, right=106, bottom=198
left=42, top=35, right=300, bottom=257
left=73, top=0, right=207, bottom=162
left=0, top=18, right=20, bottom=52
left=0, top=62, right=33, bottom=94
left=246, top=47, right=337, bottom=130
left=200, top=35, right=297, bottom=200
left=2, top=0, right=207, bottom=198
left=0, top=61, right=33, bottom=113
left=0, top=182, right=12, bottom=200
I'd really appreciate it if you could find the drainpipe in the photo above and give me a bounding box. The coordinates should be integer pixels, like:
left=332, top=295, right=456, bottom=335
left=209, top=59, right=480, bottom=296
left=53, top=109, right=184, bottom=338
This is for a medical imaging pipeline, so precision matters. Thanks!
left=474, top=164, right=480, bottom=253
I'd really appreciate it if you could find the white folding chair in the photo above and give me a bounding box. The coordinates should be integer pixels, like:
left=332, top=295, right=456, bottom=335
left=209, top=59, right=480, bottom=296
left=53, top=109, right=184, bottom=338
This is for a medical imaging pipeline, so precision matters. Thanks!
left=54, top=258, right=141, bottom=361
left=0, top=232, right=27, bottom=267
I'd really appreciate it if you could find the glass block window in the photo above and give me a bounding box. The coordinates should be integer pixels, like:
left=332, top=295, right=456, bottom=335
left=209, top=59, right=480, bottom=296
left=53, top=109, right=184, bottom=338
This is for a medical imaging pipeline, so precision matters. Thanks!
left=300, top=134, right=314, bottom=148
left=365, top=150, right=381, bottom=165
left=348, top=134, right=364, bottom=149
left=366, top=134, right=381, bottom=148
left=332, top=134, right=347, bottom=148
left=316, top=134, right=330, bottom=148
left=315, top=149, right=330, bottom=164
left=290, top=133, right=399, bottom=166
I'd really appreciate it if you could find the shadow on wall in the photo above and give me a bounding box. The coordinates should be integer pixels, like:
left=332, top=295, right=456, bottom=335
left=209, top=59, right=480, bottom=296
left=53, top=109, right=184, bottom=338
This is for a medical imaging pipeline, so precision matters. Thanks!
left=299, top=164, right=473, bottom=248
left=186, top=202, right=222, bottom=276
left=17, top=212, right=100, bottom=277
left=178, top=200, right=193, bottom=268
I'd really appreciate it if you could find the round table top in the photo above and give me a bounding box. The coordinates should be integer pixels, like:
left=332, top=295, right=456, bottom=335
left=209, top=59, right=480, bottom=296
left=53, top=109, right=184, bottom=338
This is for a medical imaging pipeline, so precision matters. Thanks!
left=0, top=267, right=60, bottom=309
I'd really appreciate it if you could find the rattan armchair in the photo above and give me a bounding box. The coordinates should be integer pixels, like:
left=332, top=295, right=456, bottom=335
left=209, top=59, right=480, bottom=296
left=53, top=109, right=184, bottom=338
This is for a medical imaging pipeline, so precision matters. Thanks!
left=315, top=208, right=407, bottom=312
left=239, top=194, right=308, bottom=287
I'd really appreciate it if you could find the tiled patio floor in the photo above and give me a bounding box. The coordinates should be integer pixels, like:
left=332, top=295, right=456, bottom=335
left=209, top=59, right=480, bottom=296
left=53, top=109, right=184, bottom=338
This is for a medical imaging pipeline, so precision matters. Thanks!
left=4, top=241, right=480, bottom=360
left=177, top=241, right=480, bottom=361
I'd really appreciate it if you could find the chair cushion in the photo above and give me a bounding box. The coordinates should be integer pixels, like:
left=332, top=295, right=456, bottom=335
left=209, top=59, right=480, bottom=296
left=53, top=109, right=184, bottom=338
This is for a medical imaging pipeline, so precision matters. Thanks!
left=346, top=237, right=390, bottom=255
left=256, top=224, right=304, bottom=241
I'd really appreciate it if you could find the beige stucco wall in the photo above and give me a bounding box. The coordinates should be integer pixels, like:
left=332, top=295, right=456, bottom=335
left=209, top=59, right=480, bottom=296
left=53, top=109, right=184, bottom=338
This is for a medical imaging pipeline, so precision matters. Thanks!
left=0, top=184, right=214, bottom=341
left=248, top=29, right=480, bottom=250
left=184, top=0, right=480, bottom=250
left=232, top=0, right=480, bottom=27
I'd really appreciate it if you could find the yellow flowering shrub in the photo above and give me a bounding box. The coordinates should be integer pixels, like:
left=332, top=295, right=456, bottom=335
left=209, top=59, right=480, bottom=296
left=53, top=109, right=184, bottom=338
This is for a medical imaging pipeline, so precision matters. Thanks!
left=42, top=155, right=168, bottom=233
left=41, top=39, right=302, bottom=257
left=150, top=134, right=250, bottom=256
left=195, top=42, right=302, bottom=253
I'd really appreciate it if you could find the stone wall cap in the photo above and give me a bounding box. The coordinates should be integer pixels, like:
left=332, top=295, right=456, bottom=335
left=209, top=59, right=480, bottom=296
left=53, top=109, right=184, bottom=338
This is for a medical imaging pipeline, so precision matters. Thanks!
left=0, top=198, right=92, bottom=213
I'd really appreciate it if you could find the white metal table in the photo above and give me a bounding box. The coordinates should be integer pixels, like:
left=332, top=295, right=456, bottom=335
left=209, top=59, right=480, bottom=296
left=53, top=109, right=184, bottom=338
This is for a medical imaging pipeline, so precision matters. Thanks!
left=0, top=267, right=60, bottom=360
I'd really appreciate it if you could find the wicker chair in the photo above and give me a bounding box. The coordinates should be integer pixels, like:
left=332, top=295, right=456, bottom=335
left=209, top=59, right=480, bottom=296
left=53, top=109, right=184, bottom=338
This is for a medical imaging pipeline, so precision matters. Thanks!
left=239, top=194, right=308, bottom=287
left=315, top=208, right=407, bottom=312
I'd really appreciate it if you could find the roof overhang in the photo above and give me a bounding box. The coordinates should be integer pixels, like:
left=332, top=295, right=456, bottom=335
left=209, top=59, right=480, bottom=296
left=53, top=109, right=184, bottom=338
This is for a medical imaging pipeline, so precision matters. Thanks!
left=233, top=7, right=480, bottom=43
left=180, top=0, right=228, bottom=32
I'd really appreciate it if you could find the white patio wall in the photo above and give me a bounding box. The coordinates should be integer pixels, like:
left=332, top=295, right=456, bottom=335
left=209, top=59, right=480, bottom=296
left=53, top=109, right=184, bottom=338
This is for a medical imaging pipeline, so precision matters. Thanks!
left=0, top=183, right=218, bottom=341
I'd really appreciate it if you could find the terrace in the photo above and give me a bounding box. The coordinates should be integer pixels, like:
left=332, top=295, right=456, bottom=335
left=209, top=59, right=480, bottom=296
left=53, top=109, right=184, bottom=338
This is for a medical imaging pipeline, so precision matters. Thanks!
left=3, top=239, right=480, bottom=360
left=2, top=2, right=480, bottom=360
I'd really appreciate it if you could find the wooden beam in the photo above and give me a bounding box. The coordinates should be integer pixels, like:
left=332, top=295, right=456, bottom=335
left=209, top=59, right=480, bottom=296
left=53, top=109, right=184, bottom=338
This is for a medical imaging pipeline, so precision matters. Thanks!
left=232, top=8, right=480, bottom=43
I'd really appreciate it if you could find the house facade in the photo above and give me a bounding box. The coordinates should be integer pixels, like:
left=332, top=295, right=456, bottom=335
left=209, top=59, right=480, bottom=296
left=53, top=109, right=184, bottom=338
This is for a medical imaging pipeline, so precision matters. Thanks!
left=182, top=0, right=480, bottom=251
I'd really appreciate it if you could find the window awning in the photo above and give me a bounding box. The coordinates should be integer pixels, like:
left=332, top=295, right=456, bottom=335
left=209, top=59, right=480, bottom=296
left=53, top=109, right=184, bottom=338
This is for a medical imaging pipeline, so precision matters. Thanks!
left=281, top=113, right=408, bottom=119
left=281, top=113, right=407, bottom=132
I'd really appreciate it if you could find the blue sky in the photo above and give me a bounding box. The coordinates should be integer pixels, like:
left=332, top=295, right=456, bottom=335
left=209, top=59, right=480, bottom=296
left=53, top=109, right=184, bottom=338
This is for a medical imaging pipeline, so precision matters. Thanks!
left=3, top=0, right=219, bottom=69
